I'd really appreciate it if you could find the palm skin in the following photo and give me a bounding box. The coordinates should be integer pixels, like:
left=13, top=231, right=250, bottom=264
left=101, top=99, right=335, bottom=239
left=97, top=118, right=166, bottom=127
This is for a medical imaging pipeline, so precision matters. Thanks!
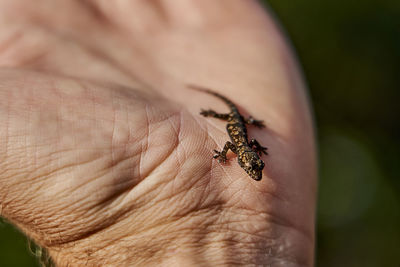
left=0, top=1, right=316, bottom=266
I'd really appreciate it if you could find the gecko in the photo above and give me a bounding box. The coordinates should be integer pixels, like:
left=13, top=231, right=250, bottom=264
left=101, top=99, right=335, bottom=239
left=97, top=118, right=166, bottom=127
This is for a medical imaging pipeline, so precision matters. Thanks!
left=189, top=85, right=268, bottom=181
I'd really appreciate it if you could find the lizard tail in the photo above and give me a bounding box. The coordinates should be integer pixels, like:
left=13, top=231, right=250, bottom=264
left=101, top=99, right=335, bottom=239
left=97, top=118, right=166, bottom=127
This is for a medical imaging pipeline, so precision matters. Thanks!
left=187, top=84, right=239, bottom=113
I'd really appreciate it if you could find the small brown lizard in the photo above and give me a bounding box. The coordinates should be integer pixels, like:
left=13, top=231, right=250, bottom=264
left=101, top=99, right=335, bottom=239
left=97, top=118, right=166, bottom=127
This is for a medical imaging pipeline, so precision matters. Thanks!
left=189, top=85, right=268, bottom=181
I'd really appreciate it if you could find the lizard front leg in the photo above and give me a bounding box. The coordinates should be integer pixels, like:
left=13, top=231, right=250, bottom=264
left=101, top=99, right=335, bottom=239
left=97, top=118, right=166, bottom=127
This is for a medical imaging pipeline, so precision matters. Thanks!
left=200, top=109, right=230, bottom=121
left=249, top=139, right=268, bottom=156
left=213, top=141, right=237, bottom=163
left=245, top=116, right=265, bottom=128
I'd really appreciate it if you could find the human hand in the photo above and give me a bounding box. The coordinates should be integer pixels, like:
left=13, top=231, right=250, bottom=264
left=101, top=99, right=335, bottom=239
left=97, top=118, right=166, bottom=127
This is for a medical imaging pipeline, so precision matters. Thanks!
left=0, top=1, right=316, bottom=266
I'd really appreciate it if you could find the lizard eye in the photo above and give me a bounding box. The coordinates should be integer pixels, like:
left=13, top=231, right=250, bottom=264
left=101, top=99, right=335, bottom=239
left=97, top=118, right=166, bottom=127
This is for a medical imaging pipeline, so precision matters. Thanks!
left=251, top=161, right=258, bottom=169
left=252, top=160, right=264, bottom=170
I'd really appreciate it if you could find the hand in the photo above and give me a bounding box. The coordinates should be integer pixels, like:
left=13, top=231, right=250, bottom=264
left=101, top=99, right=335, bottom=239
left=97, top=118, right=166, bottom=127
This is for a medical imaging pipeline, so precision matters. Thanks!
left=0, top=1, right=317, bottom=266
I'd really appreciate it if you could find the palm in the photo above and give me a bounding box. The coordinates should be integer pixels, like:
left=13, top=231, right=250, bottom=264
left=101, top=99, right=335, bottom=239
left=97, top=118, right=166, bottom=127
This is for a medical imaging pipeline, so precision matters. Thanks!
left=0, top=1, right=316, bottom=265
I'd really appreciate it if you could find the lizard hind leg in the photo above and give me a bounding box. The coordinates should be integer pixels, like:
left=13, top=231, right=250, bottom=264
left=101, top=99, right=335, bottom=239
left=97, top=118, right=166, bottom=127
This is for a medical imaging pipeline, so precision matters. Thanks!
left=245, top=116, right=265, bottom=128
left=200, top=109, right=230, bottom=121
left=213, top=141, right=237, bottom=163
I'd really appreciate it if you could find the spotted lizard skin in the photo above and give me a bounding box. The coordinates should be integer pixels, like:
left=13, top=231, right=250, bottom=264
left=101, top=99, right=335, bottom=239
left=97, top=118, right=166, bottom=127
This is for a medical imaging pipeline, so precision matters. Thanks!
left=189, top=85, right=268, bottom=181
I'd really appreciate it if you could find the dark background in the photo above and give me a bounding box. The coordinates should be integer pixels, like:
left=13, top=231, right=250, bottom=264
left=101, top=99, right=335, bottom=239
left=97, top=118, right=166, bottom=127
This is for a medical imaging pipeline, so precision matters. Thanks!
left=1, top=1, right=399, bottom=266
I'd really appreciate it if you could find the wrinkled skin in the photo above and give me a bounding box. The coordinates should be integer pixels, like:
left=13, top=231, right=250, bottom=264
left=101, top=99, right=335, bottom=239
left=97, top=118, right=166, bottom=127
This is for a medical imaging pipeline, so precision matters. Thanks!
left=0, top=1, right=317, bottom=266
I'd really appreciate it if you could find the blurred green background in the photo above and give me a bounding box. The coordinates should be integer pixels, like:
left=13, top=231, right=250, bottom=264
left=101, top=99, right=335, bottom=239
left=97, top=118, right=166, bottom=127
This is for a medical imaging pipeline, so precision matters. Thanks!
left=266, top=0, right=400, bottom=266
left=1, top=1, right=399, bottom=266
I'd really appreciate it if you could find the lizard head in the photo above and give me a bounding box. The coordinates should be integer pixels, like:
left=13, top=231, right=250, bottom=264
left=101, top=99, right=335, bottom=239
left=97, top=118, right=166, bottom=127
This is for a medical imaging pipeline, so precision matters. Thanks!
left=240, top=151, right=265, bottom=181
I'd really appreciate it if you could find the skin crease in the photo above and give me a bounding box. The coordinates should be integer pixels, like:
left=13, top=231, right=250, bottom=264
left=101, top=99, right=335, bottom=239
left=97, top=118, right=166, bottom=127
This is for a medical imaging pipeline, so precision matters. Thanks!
left=0, top=0, right=317, bottom=266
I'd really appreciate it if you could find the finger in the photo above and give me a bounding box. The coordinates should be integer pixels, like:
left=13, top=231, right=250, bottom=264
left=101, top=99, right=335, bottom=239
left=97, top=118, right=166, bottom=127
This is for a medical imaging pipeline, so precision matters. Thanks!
left=0, top=0, right=144, bottom=87
left=0, top=25, right=142, bottom=87
left=93, top=0, right=266, bottom=31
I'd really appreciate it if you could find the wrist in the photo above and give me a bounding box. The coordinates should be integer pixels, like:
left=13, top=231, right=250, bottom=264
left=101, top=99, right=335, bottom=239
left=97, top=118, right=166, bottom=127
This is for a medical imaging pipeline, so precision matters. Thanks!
left=46, top=213, right=313, bottom=266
